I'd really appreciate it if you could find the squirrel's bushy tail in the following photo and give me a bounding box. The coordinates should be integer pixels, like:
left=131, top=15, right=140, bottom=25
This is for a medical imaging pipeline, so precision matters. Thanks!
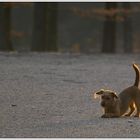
left=133, top=63, right=140, bottom=87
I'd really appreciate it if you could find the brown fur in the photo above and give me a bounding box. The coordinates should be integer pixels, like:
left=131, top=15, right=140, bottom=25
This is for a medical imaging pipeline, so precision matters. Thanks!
left=93, top=63, right=140, bottom=118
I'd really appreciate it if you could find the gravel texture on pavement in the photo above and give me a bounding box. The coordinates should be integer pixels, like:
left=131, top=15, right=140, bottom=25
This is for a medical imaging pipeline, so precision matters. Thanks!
left=0, top=52, right=140, bottom=138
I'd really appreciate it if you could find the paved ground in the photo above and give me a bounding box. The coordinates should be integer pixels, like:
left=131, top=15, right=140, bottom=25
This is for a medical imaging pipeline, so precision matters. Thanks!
left=0, top=52, right=140, bottom=138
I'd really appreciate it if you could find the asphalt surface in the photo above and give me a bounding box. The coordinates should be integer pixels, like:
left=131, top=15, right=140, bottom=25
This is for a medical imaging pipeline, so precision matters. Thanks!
left=0, top=52, right=140, bottom=138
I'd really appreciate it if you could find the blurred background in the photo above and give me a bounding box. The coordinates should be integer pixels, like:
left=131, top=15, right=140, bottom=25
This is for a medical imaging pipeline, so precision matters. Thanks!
left=0, top=2, right=140, bottom=53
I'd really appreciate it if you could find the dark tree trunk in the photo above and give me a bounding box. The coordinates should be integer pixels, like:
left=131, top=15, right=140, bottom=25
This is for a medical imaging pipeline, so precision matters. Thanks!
left=0, top=4, right=13, bottom=51
left=102, top=2, right=117, bottom=53
left=31, top=2, right=58, bottom=52
left=122, top=2, right=132, bottom=53
left=31, top=3, right=47, bottom=51
left=46, top=3, right=58, bottom=52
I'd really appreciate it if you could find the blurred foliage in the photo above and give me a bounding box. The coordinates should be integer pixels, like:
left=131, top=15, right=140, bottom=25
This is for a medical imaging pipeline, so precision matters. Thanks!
left=70, top=5, right=140, bottom=22
left=0, top=2, right=32, bottom=8
left=0, top=2, right=139, bottom=53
